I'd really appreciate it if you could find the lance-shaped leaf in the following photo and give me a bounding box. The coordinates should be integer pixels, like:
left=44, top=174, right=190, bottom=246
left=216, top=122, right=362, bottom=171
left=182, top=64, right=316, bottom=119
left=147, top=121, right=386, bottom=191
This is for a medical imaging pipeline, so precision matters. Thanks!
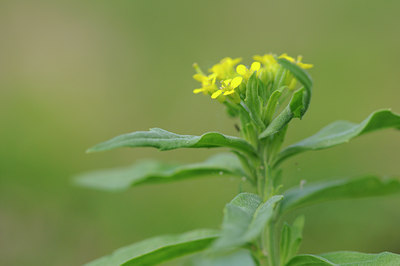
left=75, top=153, right=246, bottom=191
left=193, top=249, right=256, bottom=266
left=277, top=58, right=313, bottom=116
left=87, top=128, right=257, bottom=157
left=244, top=73, right=264, bottom=128
left=285, top=254, right=334, bottom=266
left=213, top=193, right=283, bottom=249
left=280, top=216, right=305, bottom=266
left=320, top=251, right=400, bottom=265
left=259, top=88, right=305, bottom=139
left=287, top=251, right=400, bottom=266
left=259, top=59, right=313, bottom=140
left=84, top=229, right=219, bottom=266
left=274, top=109, right=400, bottom=167
left=279, top=175, right=400, bottom=214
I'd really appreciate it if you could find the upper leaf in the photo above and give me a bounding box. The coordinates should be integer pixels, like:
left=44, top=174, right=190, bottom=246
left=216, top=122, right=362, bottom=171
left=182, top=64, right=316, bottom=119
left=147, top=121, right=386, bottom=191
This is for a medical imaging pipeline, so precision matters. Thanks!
left=75, top=153, right=246, bottom=191
left=259, top=59, right=313, bottom=139
left=259, top=88, right=307, bottom=139
left=277, top=58, right=313, bottom=100
left=213, top=193, right=283, bottom=250
left=84, top=229, right=219, bottom=266
left=274, top=109, right=400, bottom=166
left=287, top=251, right=400, bottom=266
left=279, top=175, right=400, bottom=214
left=245, top=73, right=263, bottom=127
left=87, top=128, right=257, bottom=157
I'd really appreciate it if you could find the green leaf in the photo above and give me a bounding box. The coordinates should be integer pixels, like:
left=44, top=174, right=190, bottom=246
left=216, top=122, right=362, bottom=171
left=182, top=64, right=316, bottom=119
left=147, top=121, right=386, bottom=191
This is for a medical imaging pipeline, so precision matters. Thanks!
left=280, top=216, right=305, bottom=265
left=285, top=254, right=335, bottom=265
left=192, top=249, right=256, bottom=266
left=87, top=128, right=257, bottom=157
left=84, top=229, right=219, bottom=266
left=277, top=58, right=313, bottom=109
left=259, top=88, right=305, bottom=139
left=320, top=251, right=400, bottom=265
left=75, top=153, right=247, bottom=191
left=213, top=193, right=283, bottom=249
left=279, top=175, right=400, bottom=214
left=262, top=90, right=282, bottom=125
left=287, top=251, right=400, bottom=266
left=278, top=58, right=313, bottom=118
left=245, top=73, right=263, bottom=128
left=259, top=59, right=313, bottom=140
left=274, top=109, right=400, bottom=167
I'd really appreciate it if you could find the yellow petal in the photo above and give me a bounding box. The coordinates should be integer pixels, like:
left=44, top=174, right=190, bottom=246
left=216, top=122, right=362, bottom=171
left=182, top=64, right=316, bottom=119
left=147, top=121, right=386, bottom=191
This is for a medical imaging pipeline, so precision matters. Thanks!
left=236, top=64, right=247, bottom=76
left=222, top=79, right=232, bottom=87
left=193, top=88, right=204, bottom=94
left=297, top=55, right=303, bottom=62
left=232, top=57, right=242, bottom=65
left=211, top=90, right=223, bottom=99
left=193, top=74, right=205, bottom=82
left=265, top=54, right=277, bottom=64
left=250, top=62, right=261, bottom=72
left=231, top=76, right=243, bottom=89
left=223, top=90, right=235, bottom=96
left=253, top=55, right=262, bottom=61
left=297, top=62, right=314, bottom=69
left=279, top=53, right=295, bottom=63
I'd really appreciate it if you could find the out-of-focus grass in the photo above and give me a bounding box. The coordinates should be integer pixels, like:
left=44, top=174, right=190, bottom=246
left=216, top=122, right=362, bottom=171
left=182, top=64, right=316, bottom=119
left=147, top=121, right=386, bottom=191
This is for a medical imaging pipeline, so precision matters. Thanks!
left=0, top=0, right=399, bottom=265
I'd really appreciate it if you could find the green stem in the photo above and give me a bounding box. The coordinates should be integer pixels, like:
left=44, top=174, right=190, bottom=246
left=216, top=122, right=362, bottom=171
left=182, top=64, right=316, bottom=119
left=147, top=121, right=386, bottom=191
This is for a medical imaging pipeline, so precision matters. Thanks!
left=266, top=221, right=277, bottom=266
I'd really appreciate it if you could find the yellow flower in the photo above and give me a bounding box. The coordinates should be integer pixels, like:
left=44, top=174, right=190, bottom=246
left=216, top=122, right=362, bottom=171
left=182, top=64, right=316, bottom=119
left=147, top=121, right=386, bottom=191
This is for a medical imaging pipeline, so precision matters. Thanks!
left=192, top=73, right=217, bottom=95
left=211, top=76, right=243, bottom=99
left=278, top=53, right=313, bottom=69
left=236, top=62, right=261, bottom=79
left=209, top=57, right=242, bottom=80
left=253, top=54, right=277, bottom=66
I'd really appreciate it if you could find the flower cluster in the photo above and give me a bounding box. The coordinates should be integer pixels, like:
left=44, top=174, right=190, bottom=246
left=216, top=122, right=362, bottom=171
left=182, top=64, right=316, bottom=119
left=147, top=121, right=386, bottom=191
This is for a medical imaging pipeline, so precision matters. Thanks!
left=193, top=53, right=313, bottom=104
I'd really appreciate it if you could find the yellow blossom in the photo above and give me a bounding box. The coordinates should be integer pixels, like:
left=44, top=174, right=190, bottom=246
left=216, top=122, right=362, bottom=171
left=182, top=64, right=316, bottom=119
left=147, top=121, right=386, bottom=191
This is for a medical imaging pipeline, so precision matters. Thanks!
left=253, top=54, right=277, bottom=66
left=278, top=53, right=313, bottom=69
left=209, top=57, right=242, bottom=80
left=211, top=76, right=243, bottom=99
left=236, top=62, right=261, bottom=79
left=192, top=73, right=217, bottom=95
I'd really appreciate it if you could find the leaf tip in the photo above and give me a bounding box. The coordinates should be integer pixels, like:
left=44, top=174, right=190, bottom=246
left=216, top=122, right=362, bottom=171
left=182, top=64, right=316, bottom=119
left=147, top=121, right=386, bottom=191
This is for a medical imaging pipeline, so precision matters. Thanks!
left=86, top=147, right=96, bottom=153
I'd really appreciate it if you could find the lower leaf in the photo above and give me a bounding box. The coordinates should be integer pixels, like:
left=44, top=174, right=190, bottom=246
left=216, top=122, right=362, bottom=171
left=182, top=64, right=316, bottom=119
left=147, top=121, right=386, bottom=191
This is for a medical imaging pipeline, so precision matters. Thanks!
left=84, top=229, right=219, bottom=266
left=287, top=251, right=400, bottom=266
left=280, top=216, right=305, bottom=265
left=192, top=249, right=256, bottom=266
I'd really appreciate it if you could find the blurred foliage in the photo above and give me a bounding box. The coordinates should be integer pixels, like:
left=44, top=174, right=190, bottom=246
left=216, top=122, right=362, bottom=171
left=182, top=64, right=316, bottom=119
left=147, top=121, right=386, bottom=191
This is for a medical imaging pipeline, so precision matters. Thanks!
left=0, top=0, right=399, bottom=265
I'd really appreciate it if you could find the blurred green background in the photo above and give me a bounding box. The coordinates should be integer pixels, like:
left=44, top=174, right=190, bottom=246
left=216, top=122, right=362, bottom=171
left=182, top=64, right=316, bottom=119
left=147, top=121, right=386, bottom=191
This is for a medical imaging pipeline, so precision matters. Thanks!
left=1, top=0, right=399, bottom=265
